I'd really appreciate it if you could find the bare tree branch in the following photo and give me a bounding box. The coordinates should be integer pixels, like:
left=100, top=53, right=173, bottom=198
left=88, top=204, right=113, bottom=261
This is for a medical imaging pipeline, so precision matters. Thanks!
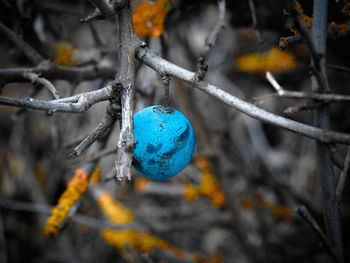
left=336, top=147, right=350, bottom=204
left=266, top=71, right=350, bottom=103
left=82, top=0, right=129, bottom=23
left=70, top=100, right=120, bottom=158
left=0, top=216, right=7, bottom=263
left=329, top=144, right=345, bottom=170
left=160, top=74, right=170, bottom=109
left=113, top=2, right=139, bottom=180
left=0, top=96, right=83, bottom=113
left=0, top=63, right=115, bottom=83
left=279, top=35, right=302, bottom=49
left=126, top=246, right=155, bottom=263
left=52, top=85, right=113, bottom=103
left=291, top=6, right=330, bottom=93
left=135, top=181, right=185, bottom=196
left=25, top=72, right=59, bottom=99
left=327, top=64, right=350, bottom=74
left=311, top=0, right=343, bottom=260
left=85, top=147, right=117, bottom=162
left=296, top=206, right=342, bottom=263
left=283, top=101, right=319, bottom=116
left=204, top=0, right=226, bottom=56
left=136, top=47, right=350, bottom=144
left=248, top=0, right=262, bottom=43
left=195, top=56, right=208, bottom=81
left=88, top=0, right=115, bottom=18
left=80, top=8, right=104, bottom=24
left=0, top=84, right=113, bottom=113
left=0, top=22, right=44, bottom=65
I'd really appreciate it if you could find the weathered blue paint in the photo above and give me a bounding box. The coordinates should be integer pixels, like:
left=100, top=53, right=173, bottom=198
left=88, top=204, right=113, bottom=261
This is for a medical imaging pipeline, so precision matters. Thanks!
left=132, top=105, right=195, bottom=179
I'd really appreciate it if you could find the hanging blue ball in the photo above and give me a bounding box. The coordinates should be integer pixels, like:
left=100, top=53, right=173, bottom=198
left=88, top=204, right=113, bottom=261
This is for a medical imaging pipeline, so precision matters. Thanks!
left=132, top=105, right=195, bottom=179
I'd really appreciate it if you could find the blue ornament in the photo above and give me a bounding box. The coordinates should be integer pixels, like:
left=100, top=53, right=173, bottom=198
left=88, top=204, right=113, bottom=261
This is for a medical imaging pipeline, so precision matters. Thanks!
left=132, top=105, right=195, bottom=179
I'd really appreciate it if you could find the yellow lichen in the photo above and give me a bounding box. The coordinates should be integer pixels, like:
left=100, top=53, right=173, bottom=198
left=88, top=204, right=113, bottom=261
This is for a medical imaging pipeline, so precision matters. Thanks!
left=44, top=169, right=89, bottom=236
left=97, top=192, right=134, bottom=224
left=101, top=229, right=186, bottom=256
left=90, top=164, right=101, bottom=183
left=55, top=41, right=79, bottom=66
left=235, top=47, right=296, bottom=73
left=195, top=157, right=227, bottom=207
left=134, top=178, right=150, bottom=191
left=132, top=0, right=172, bottom=39
left=183, top=184, right=200, bottom=201
left=257, top=192, right=292, bottom=220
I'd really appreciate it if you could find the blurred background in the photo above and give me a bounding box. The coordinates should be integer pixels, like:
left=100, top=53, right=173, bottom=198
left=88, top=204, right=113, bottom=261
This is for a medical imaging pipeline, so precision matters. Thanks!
left=1, top=0, right=350, bottom=262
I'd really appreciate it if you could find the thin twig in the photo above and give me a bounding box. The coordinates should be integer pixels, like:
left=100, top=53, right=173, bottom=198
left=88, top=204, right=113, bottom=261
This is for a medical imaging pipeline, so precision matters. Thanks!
left=136, top=47, right=350, bottom=144
left=265, top=71, right=350, bottom=103
left=296, top=206, right=342, bottom=263
left=151, top=248, right=196, bottom=263
left=0, top=22, right=44, bottom=65
left=52, top=84, right=113, bottom=103
left=25, top=72, right=59, bottom=99
left=125, top=246, right=147, bottom=263
left=86, top=147, right=117, bottom=162
left=0, top=84, right=113, bottom=113
left=283, top=101, right=319, bottom=116
left=0, top=216, right=7, bottom=263
left=0, top=63, right=115, bottom=83
left=279, top=35, right=303, bottom=49
left=88, top=23, right=104, bottom=46
left=336, top=147, right=350, bottom=204
left=136, top=181, right=185, bottom=196
left=69, top=101, right=120, bottom=158
left=327, top=64, right=350, bottom=74
left=0, top=96, right=84, bottom=113
left=248, top=0, right=263, bottom=43
left=80, top=8, right=103, bottom=23
left=195, top=56, right=208, bottom=81
left=161, top=74, right=171, bottom=109
left=87, top=0, right=114, bottom=18
left=204, top=0, right=226, bottom=55
left=329, top=144, right=345, bottom=170
left=292, top=5, right=330, bottom=93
